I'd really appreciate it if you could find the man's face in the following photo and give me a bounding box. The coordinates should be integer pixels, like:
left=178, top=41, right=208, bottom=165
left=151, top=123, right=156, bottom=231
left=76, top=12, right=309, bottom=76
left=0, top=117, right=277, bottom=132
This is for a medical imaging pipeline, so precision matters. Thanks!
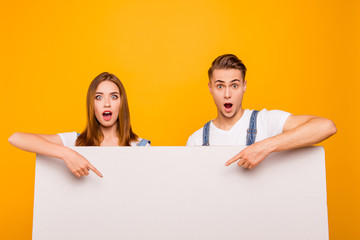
left=209, top=68, right=247, bottom=119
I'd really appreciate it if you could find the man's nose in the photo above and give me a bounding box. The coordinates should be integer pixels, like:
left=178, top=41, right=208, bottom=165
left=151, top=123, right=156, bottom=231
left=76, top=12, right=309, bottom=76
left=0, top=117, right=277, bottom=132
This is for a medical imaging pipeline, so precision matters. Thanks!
left=224, top=87, right=231, bottom=98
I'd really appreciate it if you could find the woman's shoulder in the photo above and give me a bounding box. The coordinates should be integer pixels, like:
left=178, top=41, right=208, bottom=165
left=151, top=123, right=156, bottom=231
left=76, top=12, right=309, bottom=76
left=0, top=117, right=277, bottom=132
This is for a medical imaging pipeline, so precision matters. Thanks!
left=57, top=132, right=78, bottom=147
left=130, top=137, right=151, bottom=147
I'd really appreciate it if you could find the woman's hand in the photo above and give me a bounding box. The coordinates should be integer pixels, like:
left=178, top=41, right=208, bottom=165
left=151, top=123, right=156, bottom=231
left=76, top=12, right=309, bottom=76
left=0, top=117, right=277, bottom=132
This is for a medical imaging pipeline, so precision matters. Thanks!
left=9, top=132, right=103, bottom=178
left=62, top=148, right=103, bottom=178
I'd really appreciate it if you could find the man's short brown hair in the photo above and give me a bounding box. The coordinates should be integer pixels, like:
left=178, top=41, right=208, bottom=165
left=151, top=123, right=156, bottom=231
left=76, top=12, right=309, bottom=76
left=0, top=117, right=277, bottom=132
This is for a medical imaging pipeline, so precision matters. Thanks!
left=208, top=54, right=247, bottom=82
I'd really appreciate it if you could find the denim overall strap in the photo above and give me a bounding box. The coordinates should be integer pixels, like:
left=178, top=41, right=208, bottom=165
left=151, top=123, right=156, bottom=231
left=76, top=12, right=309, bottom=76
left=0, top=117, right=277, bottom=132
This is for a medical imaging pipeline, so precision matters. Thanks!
left=246, top=110, right=259, bottom=146
left=202, top=121, right=211, bottom=146
left=137, top=139, right=150, bottom=146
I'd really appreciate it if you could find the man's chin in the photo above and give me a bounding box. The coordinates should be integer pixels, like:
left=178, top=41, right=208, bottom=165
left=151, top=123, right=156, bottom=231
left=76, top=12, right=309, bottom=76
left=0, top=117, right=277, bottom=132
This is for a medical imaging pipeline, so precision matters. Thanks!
left=220, top=111, right=237, bottom=119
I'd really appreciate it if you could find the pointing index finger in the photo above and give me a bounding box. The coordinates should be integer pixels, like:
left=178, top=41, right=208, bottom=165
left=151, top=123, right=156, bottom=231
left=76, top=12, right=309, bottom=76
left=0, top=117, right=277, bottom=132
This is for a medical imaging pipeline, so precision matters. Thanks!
left=88, top=164, right=103, bottom=178
left=225, top=153, right=242, bottom=166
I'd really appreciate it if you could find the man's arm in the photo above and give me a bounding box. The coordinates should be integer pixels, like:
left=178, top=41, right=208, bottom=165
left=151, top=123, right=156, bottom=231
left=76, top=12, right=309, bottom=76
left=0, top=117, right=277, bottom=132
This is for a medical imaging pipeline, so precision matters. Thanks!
left=225, top=115, right=337, bottom=169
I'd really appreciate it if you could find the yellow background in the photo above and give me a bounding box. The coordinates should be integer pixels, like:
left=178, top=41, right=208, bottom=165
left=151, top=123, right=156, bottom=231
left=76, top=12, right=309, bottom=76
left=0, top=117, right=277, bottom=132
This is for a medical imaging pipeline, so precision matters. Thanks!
left=1, top=0, right=359, bottom=239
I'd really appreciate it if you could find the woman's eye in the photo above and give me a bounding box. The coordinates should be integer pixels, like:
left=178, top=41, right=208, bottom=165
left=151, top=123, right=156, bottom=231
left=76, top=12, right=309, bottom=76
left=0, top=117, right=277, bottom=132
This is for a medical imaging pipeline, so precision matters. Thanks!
left=95, top=95, right=102, bottom=100
left=111, top=95, right=118, bottom=99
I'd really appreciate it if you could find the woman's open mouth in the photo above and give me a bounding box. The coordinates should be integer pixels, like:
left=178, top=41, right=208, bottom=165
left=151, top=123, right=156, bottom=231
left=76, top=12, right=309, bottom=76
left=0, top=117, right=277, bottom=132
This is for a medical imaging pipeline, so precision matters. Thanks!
left=102, top=111, right=112, bottom=121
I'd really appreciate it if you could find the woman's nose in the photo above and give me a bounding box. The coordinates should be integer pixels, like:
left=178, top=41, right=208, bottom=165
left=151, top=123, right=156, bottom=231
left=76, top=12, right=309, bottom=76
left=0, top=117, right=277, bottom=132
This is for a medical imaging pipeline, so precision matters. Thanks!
left=104, top=98, right=111, bottom=107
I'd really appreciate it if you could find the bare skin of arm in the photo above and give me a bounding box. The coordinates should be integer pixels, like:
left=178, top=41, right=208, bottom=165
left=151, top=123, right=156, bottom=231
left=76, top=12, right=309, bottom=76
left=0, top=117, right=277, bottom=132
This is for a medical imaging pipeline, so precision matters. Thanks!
left=8, top=132, right=103, bottom=178
left=225, top=115, right=337, bottom=169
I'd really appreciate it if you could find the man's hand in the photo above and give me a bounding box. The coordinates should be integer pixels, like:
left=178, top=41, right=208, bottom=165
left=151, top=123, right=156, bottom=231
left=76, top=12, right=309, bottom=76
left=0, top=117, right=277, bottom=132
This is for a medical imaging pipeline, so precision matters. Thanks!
left=225, top=115, right=336, bottom=169
left=225, top=141, right=271, bottom=169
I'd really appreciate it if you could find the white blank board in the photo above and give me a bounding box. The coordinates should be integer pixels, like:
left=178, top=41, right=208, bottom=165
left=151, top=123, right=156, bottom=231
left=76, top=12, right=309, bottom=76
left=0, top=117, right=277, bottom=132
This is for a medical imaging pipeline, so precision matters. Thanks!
left=33, top=146, right=328, bottom=240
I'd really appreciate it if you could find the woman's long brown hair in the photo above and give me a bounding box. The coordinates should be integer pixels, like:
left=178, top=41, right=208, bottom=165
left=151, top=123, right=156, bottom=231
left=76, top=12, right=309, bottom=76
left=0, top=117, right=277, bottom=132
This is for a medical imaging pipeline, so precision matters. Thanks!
left=75, top=72, right=138, bottom=146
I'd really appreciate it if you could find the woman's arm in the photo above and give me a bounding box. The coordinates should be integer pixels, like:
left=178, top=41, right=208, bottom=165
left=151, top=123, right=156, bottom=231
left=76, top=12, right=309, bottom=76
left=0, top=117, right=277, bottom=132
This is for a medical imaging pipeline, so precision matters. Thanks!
left=8, top=133, right=103, bottom=178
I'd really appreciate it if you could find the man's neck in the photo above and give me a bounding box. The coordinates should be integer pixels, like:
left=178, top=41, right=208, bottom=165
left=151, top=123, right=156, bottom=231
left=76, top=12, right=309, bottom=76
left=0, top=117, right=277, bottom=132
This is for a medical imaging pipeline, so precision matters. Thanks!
left=212, top=108, right=245, bottom=130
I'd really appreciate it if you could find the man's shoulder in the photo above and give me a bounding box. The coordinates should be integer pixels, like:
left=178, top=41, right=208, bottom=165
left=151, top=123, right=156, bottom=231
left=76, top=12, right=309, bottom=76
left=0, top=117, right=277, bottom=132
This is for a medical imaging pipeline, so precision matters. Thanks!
left=186, top=126, right=204, bottom=146
left=256, top=108, right=292, bottom=121
left=255, top=108, right=292, bottom=136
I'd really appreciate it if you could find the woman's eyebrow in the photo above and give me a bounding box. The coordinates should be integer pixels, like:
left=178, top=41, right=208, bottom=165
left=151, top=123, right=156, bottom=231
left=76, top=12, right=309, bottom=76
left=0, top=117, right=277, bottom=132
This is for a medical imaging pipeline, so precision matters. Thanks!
left=95, top=91, right=120, bottom=94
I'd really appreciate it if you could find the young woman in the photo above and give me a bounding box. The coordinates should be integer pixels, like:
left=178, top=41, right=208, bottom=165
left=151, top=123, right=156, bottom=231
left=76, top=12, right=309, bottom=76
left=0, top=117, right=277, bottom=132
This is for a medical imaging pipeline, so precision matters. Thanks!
left=8, top=72, right=149, bottom=178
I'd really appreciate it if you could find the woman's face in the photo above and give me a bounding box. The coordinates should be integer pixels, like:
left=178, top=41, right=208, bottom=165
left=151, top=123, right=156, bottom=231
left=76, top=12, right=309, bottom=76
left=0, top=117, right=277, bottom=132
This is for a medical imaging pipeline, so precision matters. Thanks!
left=94, top=80, right=121, bottom=128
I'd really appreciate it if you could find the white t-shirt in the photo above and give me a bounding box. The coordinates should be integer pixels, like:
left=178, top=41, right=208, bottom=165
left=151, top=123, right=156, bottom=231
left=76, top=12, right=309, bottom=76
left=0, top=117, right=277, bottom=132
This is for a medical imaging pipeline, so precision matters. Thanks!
left=186, top=109, right=291, bottom=146
left=58, top=132, right=150, bottom=147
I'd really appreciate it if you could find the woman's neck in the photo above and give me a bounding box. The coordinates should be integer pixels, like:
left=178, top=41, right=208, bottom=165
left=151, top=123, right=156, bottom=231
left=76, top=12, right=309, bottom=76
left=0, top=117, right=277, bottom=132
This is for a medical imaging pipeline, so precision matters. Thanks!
left=100, top=124, right=119, bottom=146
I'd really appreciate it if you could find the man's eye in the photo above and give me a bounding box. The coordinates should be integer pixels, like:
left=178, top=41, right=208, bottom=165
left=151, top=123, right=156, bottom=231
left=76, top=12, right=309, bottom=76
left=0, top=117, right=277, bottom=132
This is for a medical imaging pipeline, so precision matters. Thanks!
left=112, top=95, right=118, bottom=99
left=95, top=95, right=102, bottom=100
left=217, top=85, right=223, bottom=89
left=232, top=84, right=238, bottom=88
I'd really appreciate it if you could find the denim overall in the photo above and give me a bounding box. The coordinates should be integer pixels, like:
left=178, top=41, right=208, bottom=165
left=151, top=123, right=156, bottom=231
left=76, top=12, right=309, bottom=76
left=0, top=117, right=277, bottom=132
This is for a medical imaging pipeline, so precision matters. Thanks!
left=202, top=110, right=259, bottom=146
left=137, top=139, right=150, bottom=146
left=76, top=133, right=150, bottom=146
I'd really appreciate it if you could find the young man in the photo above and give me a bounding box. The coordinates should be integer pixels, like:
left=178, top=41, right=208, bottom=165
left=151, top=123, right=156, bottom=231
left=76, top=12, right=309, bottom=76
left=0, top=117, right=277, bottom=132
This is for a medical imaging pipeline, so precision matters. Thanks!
left=186, top=54, right=337, bottom=169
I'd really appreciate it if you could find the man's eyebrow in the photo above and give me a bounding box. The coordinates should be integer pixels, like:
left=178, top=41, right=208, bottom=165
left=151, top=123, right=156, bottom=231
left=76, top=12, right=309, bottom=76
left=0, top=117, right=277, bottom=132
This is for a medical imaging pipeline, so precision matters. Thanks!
left=214, top=79, right=241, bottom=83
left=230, top=79, right=242, bottom=83
left=214, top=80, right=225, bottom=83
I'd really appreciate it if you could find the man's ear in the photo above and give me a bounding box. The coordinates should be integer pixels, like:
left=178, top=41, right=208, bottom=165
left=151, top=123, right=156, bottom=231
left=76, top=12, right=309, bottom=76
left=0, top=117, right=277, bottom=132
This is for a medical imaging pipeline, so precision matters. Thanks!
left=243, top=80, right=247, bottom=92
left=208, top=82, right=212, bottom=93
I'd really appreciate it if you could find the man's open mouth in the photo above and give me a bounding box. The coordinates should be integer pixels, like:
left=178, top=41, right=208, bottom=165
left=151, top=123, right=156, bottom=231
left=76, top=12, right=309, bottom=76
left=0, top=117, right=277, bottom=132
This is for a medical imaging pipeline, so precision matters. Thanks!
left=224, top=103, right=233, bottom=109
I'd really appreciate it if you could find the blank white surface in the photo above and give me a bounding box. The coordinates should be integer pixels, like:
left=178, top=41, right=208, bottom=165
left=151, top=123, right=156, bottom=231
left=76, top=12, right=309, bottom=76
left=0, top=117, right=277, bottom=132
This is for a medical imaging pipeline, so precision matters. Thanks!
left=33, top=146, right=328, bottom=240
